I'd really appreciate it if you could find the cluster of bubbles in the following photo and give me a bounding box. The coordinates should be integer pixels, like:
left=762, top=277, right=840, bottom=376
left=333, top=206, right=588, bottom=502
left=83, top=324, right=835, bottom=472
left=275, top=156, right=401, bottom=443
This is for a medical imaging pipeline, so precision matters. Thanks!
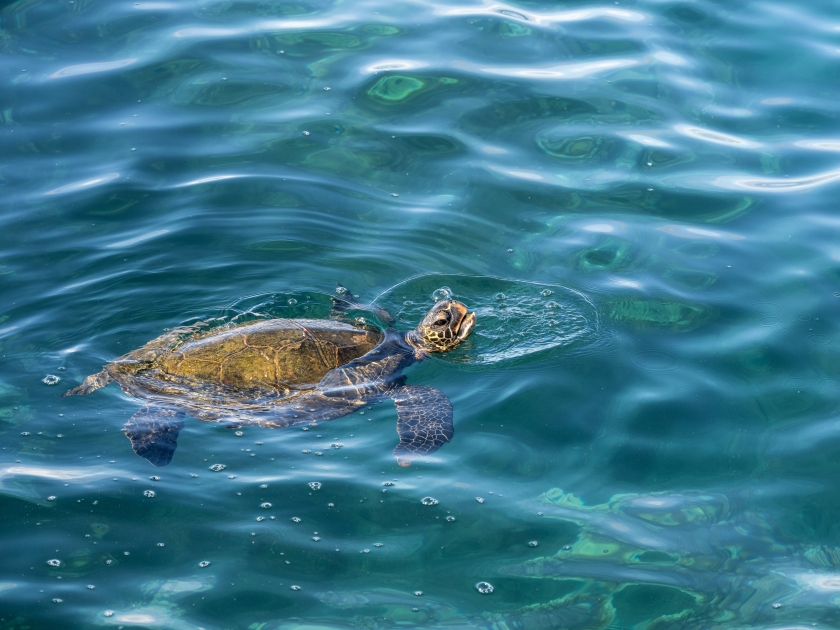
left=475, top=582, right=494, bottom=594
left=421, top=497, right=439, bottom=505
left=144, top=490, right=155, bottom=498
left=308, top=482, right=321, bottom=490
left=208, top=464, right=226, bottom=472
left=42, top=375, right=61, bottom=385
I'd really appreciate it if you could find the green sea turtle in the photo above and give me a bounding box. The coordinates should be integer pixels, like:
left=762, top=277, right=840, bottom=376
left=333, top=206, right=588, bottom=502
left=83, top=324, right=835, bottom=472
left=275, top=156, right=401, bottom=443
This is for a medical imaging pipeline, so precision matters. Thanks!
left=62, top=290, right=475, bottom=468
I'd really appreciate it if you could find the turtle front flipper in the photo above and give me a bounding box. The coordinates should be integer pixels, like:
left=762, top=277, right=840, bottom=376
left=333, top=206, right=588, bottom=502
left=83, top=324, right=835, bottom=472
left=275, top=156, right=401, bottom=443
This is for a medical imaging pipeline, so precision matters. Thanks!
left=61, top=370, right=112, bottom=397
left=124, top=405, right=185, bottom=467
left=330, top=284, right=395, bottom=325
left=391, top=385, right=453, bottom=467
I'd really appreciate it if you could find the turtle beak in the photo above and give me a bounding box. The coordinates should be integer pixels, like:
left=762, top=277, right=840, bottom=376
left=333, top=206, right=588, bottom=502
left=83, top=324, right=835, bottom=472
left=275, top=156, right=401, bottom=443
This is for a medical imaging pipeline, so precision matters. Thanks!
left=456, top=309, right=476, bottom=341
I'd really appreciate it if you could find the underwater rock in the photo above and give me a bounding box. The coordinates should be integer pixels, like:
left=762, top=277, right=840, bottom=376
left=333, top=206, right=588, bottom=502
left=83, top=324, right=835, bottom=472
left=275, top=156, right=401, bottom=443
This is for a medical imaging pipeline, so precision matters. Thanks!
left=576, top=238, right=638, bottom=272
left=606, top=297, right=716, bottom=332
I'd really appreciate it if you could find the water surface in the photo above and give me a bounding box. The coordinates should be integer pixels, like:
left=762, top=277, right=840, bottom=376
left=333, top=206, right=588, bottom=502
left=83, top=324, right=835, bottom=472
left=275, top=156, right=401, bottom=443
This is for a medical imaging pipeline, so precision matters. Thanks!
left=2, top=0, right=840, bottom=627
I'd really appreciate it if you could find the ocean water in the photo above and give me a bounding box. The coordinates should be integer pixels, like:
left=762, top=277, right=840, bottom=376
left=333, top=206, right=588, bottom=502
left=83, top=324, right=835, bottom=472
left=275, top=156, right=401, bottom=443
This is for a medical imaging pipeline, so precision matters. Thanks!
left=2, top=0, right=840, bottom=627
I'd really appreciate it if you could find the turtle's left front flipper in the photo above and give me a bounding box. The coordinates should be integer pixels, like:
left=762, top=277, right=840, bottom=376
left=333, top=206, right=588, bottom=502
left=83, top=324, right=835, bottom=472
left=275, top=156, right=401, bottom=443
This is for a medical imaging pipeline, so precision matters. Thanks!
left=124, top=406, right=185, bottom=467
left=391, top=385, right=453, bottom=466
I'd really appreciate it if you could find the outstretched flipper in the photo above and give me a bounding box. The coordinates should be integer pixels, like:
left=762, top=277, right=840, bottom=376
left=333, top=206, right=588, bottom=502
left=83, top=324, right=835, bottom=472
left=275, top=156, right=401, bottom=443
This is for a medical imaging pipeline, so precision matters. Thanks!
left=330, top=284, right=395, bottom=325
left=61, top=370, right=112, bottom=397
left=123, top=406, right=185, bottom=467
left=391, top=385, right=453, bottom=466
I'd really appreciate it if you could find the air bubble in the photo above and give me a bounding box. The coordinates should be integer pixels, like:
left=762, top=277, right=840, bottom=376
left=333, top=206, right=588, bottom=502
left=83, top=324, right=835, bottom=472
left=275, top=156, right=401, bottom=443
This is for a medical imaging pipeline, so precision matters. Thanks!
left=235, top=431, right=243, bottom=436
left=383, top=481, right=394, bottom=486
left=256, top=517, right=264, bottom=522
left=431, top=287, right=452, bottom=301
left=421, top=497, right=439, bottom=506
left=563, top=545, right=571, bottom=550
left=104, top=611, right=114, bottom=617
left=414, top=591, right=423, bottom=596
left=540, top=289, right=554, bottom=297
left=52, top=598, right=63, bottom=603
left=545, top=301, right=560, bottom=309
left=105, top=559, right=113, bottom=565
left=772, top=603, right=782, bottom=609
left=312, top=536, right=320, bottom=541
left=47, top=559, right=61, bottom=567
left=328, top=503, right=334, bottom=507
left=87, top=584, right=95, bottom=589
left=43, top=375, right=61, bottom=385
left=309, top=482, right=321, bottom=490
left=47, top=496, right=56, bottom=501
left=315, top=452, right=322, bottom=456
left=209, top=464, right=226, bottom=472
left=302, top=450, right=310, bottom=454
left=291, top=585, right=301, bottom=591
left=475, top=497, right=484, bottom=504
left=21, top=432, right=29, bottom=436
left=144, top=490, right=155, bottom=497
left=494, top=293, right=506, bottom=300
left=198, top=561, right=211, bottom=568
left=475, top=582, right=494, bottom=594
left=446, top=516, right=456, bottom=522
left=528, top=540, right=538, bottom=547
left=149, top=476, right=160, bottom=481
left=374, top=543, right=383, bottom=547
left=157, top=543, right=165, bottom=547
left=291, top=517, right=301, bottom=522
left=362, top=549, right=370, bottom=553
left=261, top=502, right=272, bottom=509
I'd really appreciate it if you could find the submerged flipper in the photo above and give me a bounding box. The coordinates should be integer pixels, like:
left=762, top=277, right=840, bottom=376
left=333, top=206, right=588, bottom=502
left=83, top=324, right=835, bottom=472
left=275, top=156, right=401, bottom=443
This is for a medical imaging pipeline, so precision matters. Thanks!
left=123, top=406, right=185, bottom=467
left=391, top=385, right=453, bottom=466
left=330, top=284, right=394, bottom=325
left=61, top=370, right=112, bottom=397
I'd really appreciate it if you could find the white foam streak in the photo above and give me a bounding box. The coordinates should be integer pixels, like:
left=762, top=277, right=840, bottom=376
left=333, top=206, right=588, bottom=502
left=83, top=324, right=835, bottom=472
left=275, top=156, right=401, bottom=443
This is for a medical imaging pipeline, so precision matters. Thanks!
left=714, top=167, right=840, bottom=192
left=675, top=125, right=761, bottom=149
left=173, top=18, right=333, bottom=38
left=45, top=173, right=120, bottom=196
left=438, top=3, right=646, bottom=25
left=462, top=57, right=638, bottom=79
left=175, top=174, right=244, bottom=187
left=106, top=229, right=170, bottom=249
left=49, top=59, right=137, bottom=79
left=657, top=225, right=745, bottom=240
left=0, top=466, right=113, bottom=481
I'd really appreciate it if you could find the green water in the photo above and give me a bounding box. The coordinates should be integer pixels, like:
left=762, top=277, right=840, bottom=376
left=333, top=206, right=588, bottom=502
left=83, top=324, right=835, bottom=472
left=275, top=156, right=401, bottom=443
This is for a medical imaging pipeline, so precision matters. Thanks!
left=3, top=0, right=840, bottom=627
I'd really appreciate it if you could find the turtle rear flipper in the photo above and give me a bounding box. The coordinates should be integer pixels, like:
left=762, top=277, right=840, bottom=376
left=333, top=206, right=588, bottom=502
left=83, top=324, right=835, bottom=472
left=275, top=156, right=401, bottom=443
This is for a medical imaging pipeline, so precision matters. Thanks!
left=124, top=406, right=185, bottom=467
left=61, top=370, right=112, bottom=397
left=391, top=385, right=453, bottom=467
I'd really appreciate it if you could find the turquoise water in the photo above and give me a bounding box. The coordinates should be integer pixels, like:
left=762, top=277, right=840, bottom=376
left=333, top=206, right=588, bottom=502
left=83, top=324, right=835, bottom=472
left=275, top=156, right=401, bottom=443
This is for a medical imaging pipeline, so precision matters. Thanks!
left=3, top=0, right=840, bottom=626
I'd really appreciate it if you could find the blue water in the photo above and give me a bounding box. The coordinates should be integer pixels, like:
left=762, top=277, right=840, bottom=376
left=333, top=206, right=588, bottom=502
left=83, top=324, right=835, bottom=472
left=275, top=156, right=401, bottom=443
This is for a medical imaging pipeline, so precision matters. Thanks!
left=3, top=0, right=840, bottom=627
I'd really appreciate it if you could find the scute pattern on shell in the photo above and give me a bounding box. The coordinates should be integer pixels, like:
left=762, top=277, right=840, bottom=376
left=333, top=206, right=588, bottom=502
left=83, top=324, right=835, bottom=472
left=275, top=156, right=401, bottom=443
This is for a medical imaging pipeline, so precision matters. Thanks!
left=124, top=318, right=382, bottom=394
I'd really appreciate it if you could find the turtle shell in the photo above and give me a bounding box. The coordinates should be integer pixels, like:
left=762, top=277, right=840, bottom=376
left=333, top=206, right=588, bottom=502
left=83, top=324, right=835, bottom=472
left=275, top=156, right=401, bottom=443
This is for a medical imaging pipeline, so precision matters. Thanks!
left=119, top=318, right=382, bottom=392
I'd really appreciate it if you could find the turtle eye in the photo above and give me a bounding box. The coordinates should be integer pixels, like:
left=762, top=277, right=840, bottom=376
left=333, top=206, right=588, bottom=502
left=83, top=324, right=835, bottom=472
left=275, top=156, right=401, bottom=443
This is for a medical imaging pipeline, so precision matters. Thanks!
left=434, top=319, right=447, bottom=327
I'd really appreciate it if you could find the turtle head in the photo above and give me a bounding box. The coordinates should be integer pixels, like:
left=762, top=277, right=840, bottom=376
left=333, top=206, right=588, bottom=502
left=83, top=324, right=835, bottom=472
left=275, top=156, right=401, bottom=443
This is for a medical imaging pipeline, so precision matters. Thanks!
left=410, top=300, right=475, bottom=353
